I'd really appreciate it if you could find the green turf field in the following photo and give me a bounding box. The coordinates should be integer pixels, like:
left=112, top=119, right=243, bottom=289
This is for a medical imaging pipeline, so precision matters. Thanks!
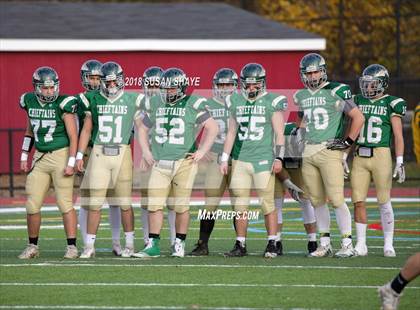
left=0, top=201, right=419, bottom=310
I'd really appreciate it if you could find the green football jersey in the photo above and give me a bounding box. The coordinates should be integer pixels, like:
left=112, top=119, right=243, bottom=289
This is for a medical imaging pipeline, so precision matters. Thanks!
left=76, top=91, right=98, bottom=147
left=146, top=95, right=208, bottom=161
left=206, top=97, right=229, bottom=154
left=227, top=92, right=287, bottom=171
left=294, top=82, right=352, bottom=143
left=20, top=92, right=77, bottom=152
left=79, top=91, right=143, bottom=145
left=355, top=94, right=406, bottom=147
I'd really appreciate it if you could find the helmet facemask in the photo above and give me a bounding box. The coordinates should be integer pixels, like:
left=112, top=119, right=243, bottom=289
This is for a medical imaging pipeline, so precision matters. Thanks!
left=82, top=72, right=101, bottom=91
left=101, top=74, right=124, bottom=98
left=160, top=74, right=187, bottom=104
left=300, top=67, right=327, bottom=89
left=359, top=76, right=385, bottom=99
left=35, top=80, right=59, bottom=103
left=241, top=78, right=266, bottom=100
left=213, top=80, right=237, bottom=102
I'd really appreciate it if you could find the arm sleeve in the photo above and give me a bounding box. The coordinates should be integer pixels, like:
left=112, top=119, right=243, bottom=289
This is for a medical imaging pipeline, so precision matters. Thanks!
left=390, top=97, right=407, bottom=117
left=60, top=96, right=78, bottom=114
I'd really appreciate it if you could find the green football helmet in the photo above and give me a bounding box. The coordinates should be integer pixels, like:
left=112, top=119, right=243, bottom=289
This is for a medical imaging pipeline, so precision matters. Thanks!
left=160, top=68, right=188, bottom=104
left=143, top=66, right=163, bottom=98
left=240, top=63, right=266, bottom=100
left=80, top=59, right=102, bottom=91
left=100, top=61, right=124, bottom=97
left=212, top=68, right=238, bottom=102
left=32, top=66, right=60, bottom=103
left=299, top=53, right=327, bottom=89
left=359, top=64, right=389, bottom=99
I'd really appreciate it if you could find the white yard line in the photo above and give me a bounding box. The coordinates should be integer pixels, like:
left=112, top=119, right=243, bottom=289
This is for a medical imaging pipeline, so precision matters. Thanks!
left=0, top=263, right=402, bottom=270
left=0, top=282, right=419, bottom=290
left=0, top=306, right=306, bottom=310
left=1, top=197, right=419, bottom=213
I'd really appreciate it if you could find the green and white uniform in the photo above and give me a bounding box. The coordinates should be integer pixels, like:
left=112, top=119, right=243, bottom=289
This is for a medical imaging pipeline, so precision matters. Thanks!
left=226, top=92, right=287, bottom=172
left=294, top=82, right=355, bottom=208
left=351, top=94, right=406, bottom=205
left=20, top=92, right=77, bottom=152
left=355, top=94, right=406, bottom=148
left=206, top=97, right=229, bottom=155
left=79, top=91, right=143, bottom=146
left=19, top=92, right=77, bottom=214
left=144, top=95, right=209, bottom=160
left=294, top=82, right=353, bottom=143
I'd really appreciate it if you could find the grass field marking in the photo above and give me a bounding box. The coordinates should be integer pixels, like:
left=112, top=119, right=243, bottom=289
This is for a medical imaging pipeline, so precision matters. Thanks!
left=0, top=306, right=298, bottom=310
left=1, top=282, right=419, bottom=290
left=0, top=263, right=403, bottom=270
left=1, top=197, right=419, bottom=213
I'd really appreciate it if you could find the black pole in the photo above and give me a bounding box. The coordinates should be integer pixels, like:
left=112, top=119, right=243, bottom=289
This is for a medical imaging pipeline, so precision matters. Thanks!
left=8, top=129, right=14, bottom=197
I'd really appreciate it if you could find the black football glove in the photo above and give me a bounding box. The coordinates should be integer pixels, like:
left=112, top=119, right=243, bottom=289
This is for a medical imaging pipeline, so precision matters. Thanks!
left=326, top=137, right=354, bottom=150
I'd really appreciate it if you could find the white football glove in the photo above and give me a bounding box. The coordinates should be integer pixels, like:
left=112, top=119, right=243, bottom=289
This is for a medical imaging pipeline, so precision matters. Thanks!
left=342, top=152, right=350, bottom=180
left=393, top=156, right=405, bottom=183
left=283, top=178, right=304, bottom=202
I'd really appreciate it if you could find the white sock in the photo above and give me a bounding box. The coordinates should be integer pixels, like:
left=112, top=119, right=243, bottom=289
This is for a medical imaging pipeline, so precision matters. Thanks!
left=236, top=236, right=246, bottom=247
left=124, top=231, right=134, bottom=248
left=78, top=207, right=88, bottom=245
left=315, top=204, right=330, bottom=246
left=307, top=233, right=317, bottom=242
left=141, top=208, right=149, bottom=244
left=355, top=222, right=367, bottom=246
left=275, top=198, right=283, bottom=224
left=334, top=203, right=352, bottom=238
left=167, top=209, right=176, bottom=245
left=276, top=232, right=282, bottom=241
left=268, top=235, right=277, bottom=242
left=85, top=234, right=96, bottom=248
left=108, top=206, right=121, bottom=244
left=300, top=199, right=316, bottom=224
left=379, top=201, right=394, bottom=249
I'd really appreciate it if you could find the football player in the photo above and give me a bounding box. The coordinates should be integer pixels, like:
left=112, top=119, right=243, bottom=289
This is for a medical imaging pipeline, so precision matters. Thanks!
left=378, top=252, right=420, bottom=310
left=274, top=122, right=318, bottom=256
left=76, top=59, right=123, bottom=256
left=138, top=66, right=177, bottom=247
left=19, top=66, right=79, bottom=259
left=351, top=64, right=406, bottom=257
left=189, top=68, right=238, bottom=256
left=134, top=68, right=218, bottom=258
left=294, top=53, right=365, bottom=258
left=76, top=61, right=143, bottom=258
left=220, top=63, right=287, bottom=258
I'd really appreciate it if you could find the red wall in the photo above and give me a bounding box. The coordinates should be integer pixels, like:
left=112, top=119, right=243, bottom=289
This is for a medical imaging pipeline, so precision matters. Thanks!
left=0, top=51, right=307, bottom=173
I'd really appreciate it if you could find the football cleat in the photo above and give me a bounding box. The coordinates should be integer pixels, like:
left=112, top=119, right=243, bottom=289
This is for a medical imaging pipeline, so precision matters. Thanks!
left=224, top=241, right=247, bottom=257
left=309, top=244, right=333, bottom=258
left=18, top=244, right=39, bottom=259
left=189, top=240, right=209, bottom=256
left=63, top=245, right=78, bottom=259
left=307, top=241, right=318, bottom=254
left=276, top=240, right=283, bottom=256
left=384, top=247, right=396, bottom=258
left=334, top=242, right=355, bottom=258
left=354, top=243, right=368, bottom=256
left=112, top=242, right=122, bottom=256
left=132, top=238, right=160, bottom=258
left=378, top=282, right=400, bottom=310
left=264, top=240, right=278, bottom=258
left=171, top=238, right=185, bottom=258
left=79, top=246, right=95, bottom=259
left=121, top=246, right=134, bottom=258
